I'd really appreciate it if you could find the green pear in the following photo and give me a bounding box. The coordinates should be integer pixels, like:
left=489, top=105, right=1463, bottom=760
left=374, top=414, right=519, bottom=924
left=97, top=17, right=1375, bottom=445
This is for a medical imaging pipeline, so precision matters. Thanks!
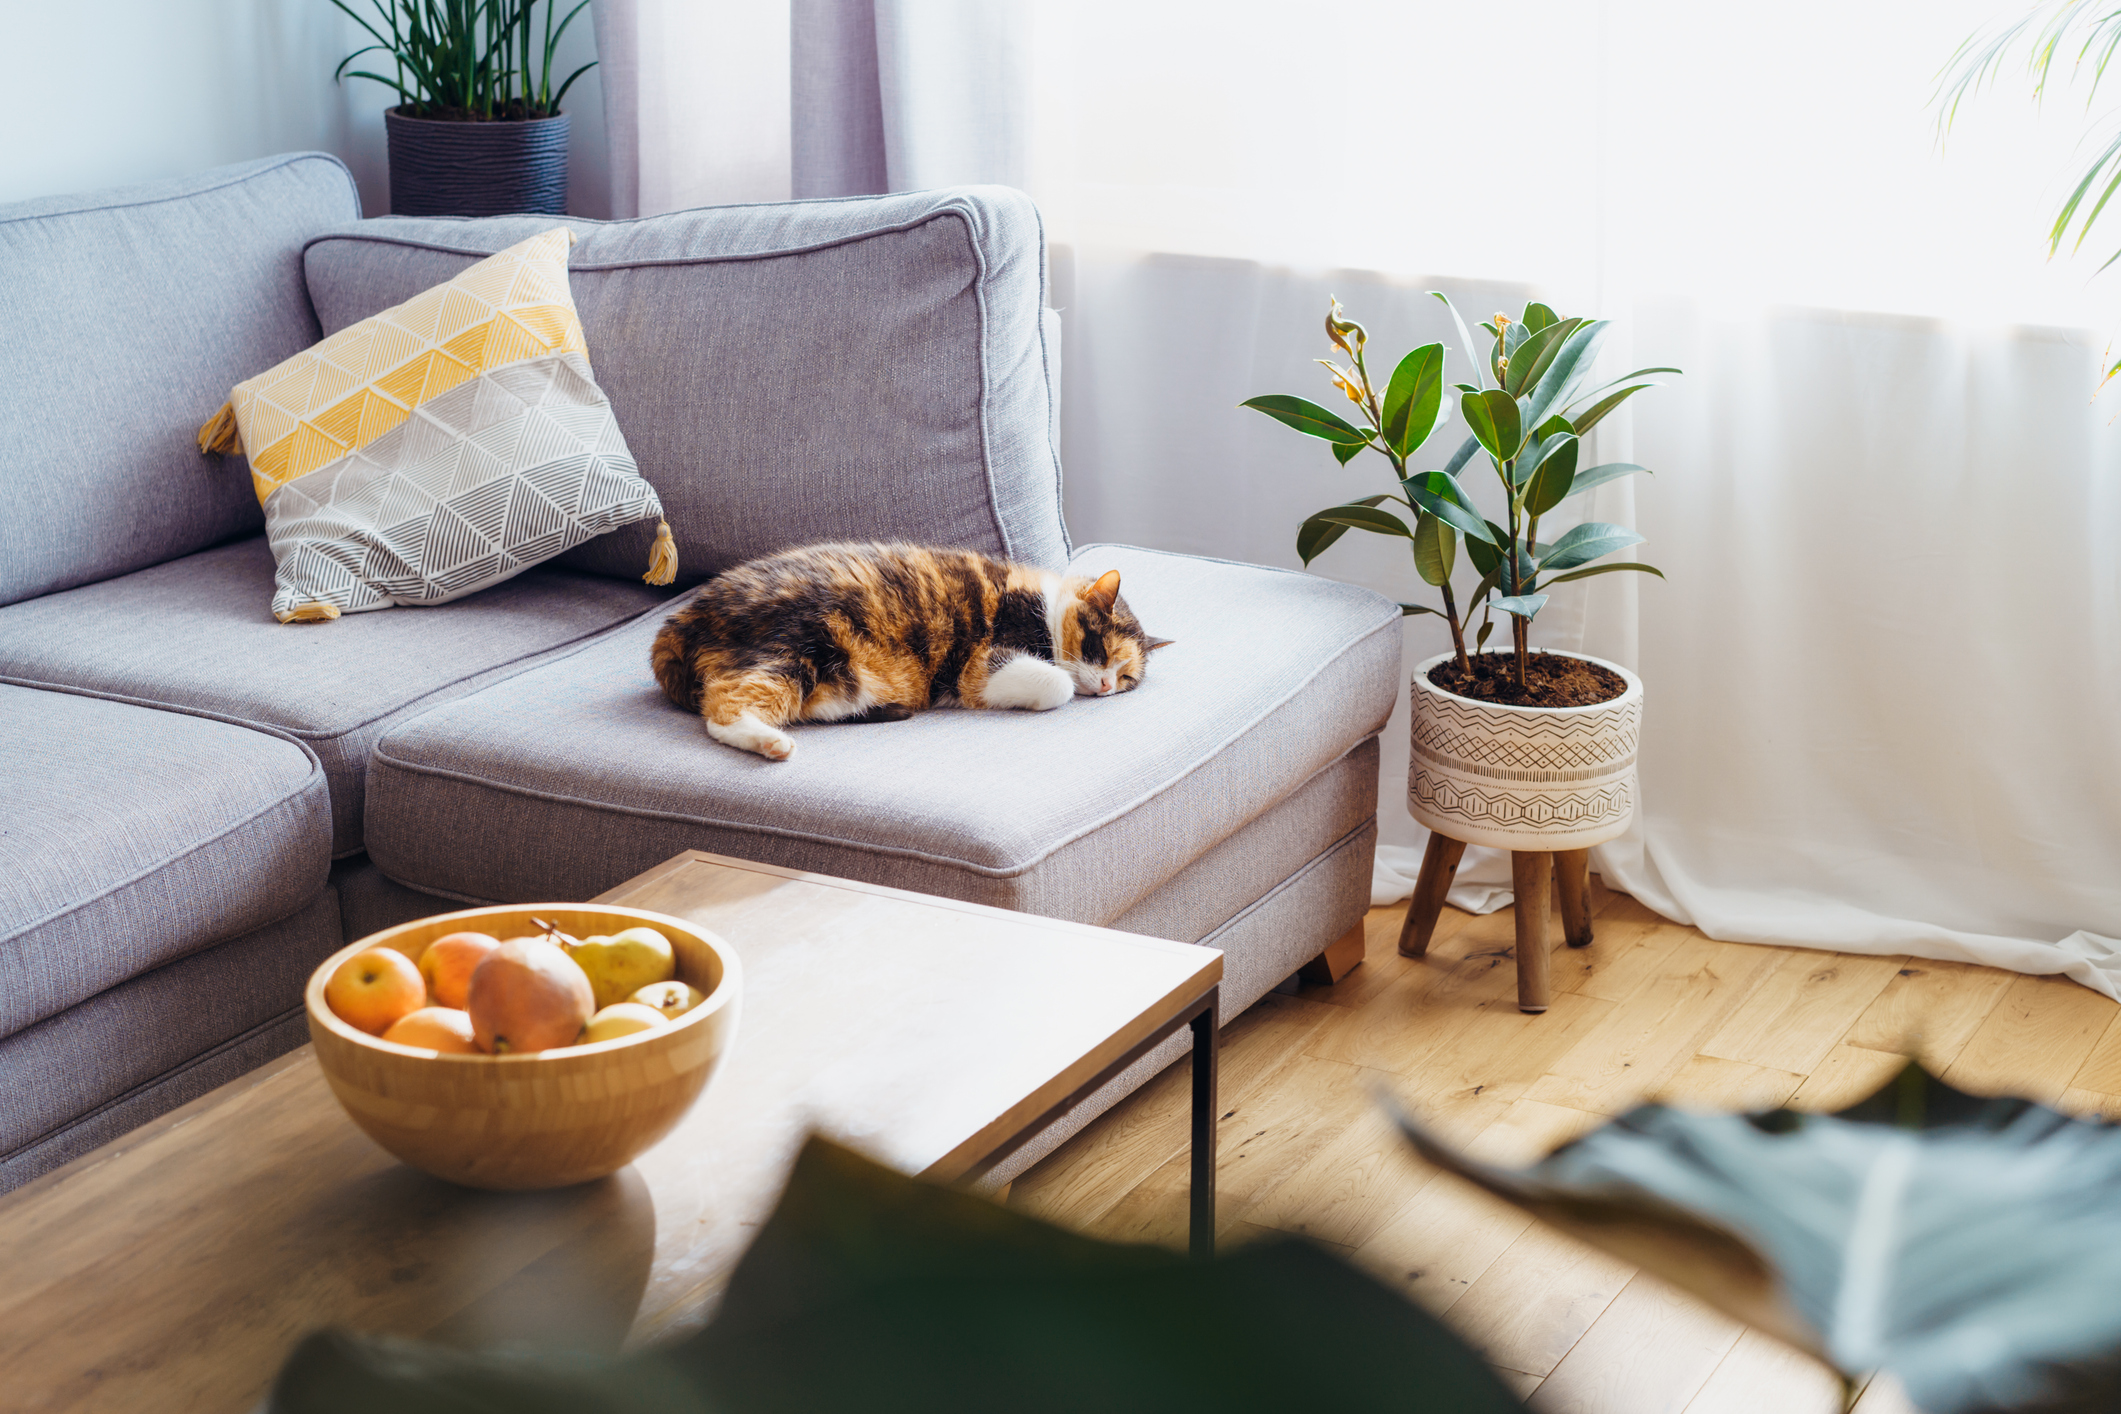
left=564, top=926, right=676, bottom=1011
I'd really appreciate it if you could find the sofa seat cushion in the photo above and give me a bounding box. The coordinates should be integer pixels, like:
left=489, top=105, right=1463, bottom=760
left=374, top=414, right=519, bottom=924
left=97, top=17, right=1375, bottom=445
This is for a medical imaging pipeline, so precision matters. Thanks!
left=0, top=536, right=672, bottom=855
left=0, top=684, right=332, bottom=1039
left=362, top=546, right=1400, bottom=923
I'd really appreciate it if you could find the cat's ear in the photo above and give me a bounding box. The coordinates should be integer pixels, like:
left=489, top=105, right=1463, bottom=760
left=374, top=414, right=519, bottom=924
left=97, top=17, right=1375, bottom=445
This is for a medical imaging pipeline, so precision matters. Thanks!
left=1144, top=637, right=1176, bottom=653
left=1083, top=570, right=1122, bottom=613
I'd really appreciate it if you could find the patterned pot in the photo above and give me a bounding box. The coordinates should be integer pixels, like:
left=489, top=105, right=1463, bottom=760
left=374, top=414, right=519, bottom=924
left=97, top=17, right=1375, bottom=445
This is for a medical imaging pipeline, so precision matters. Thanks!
left=1407, top=650, right=1643, bottom=852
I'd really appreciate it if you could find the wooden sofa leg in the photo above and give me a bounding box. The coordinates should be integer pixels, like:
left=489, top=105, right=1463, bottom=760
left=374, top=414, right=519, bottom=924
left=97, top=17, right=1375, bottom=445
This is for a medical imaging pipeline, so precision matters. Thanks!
left=1397, top=832, right=1468, bottom=958
left=1511, top=851, right=1553, bottom=1014
left=1555, top=848, right=1594, bottom=949
left=1298, top=922, right=1367, bottom=985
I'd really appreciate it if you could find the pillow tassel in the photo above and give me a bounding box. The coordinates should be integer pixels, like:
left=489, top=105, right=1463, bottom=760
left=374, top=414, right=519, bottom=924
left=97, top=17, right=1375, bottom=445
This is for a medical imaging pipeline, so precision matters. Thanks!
left=197, top=402, right=244, bottom=456
left=644, top=520, right=678, bottom=586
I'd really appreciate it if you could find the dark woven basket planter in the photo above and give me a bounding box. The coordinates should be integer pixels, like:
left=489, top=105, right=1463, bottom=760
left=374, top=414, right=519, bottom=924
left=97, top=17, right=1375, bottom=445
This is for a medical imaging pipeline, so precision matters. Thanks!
left=385, top=108, right=570, bottom=217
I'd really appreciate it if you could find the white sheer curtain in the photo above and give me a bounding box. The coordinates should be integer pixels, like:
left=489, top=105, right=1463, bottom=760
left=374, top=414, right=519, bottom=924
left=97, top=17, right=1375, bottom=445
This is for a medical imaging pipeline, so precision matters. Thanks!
left=598, top=0, right=2121, bottom=995
left=1031, top=0, right=2121, bottom=995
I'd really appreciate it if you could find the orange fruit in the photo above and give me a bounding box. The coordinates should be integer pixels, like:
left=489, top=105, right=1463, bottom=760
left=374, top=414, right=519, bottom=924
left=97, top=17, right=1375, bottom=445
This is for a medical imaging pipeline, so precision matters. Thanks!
left=420, top=931, right=500, bottom=1009
left=381, top=1006, right=478, bottom=1053
left=326, top=947, right=426, bottom=1036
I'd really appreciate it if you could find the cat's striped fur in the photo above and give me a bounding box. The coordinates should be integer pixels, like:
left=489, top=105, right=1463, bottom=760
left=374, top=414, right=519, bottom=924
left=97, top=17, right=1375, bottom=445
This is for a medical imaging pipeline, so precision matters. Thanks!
left=651, top=542, right=1169, bottom=760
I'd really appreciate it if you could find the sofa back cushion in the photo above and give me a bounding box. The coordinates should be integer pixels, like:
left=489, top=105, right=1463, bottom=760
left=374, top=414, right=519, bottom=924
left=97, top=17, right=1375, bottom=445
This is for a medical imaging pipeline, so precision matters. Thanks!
left=300, top=187, right=1067, bottom=585
left=0, top=154, right=362, bottom=607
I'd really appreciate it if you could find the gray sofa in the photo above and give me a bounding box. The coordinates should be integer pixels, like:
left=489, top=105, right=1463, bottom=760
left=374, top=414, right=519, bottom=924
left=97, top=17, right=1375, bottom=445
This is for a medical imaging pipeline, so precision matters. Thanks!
left=0, top=153, right=1397, bottom=1193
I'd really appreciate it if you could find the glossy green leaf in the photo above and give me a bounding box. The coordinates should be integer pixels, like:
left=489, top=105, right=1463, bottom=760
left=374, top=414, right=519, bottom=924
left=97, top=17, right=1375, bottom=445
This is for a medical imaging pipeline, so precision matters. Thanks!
left=1475, top=616, right=1496, bottom=651
left=1413, top=511, right=1457, bottom=586
left=1521, top=302, right=1558, bottom=333
left=1523, top=435, right=1579, bottom=516
left=1461, top=388, right=1523, bottom=463
left=1464, top=528, right=1500, bottom=576
left=1312, top=504, right=1416, bottom=537
left=1404, top=472, right=1499, bottom=544
left=1331, top=438, right=1368, bottom=466
left=1563, top=462, right=1650, bottom=498
left=1539, top=521, right=1644, bottom=572
left=1382, top=343, right=1447, bottom=456
left=1241, top=394, right=1370, bottom=445
left=1522, top=320, right=1609, bottom=432
left=1400, top=602, right=1446, bottom=617
left=1570, top=383, right=1655, bottom=437
left=1504, top=317, right=1582, bottom=398
left=1296, top=493, right=1396, bottom=563
left=1543, top=560, right=1666, bottom=585
left=1489, top=593, right=1549, bottom=620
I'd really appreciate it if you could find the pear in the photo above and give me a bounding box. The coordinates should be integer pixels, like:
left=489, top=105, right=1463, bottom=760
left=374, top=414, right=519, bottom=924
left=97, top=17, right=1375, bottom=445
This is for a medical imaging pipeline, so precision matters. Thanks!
left=579, top=1002, right=669, bottom=1044
left=632, top=979, right=707, bottom=1020
left=564, top=926, right=677, bottom=1011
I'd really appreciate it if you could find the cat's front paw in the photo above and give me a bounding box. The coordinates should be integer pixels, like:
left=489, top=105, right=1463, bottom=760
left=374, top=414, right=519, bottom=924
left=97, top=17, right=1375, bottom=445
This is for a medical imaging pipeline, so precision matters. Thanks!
left=984, top=656, right=1075, bottom=711
left=707, top=714, right=798, bottom=760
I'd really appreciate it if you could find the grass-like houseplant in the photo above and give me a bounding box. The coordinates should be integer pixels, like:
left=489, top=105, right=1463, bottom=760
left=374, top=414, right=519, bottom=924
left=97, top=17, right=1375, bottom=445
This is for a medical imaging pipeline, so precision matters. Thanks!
left=1244, top=299, right=1678, bottom=1012
left=330, top=0, right=597, bottom=216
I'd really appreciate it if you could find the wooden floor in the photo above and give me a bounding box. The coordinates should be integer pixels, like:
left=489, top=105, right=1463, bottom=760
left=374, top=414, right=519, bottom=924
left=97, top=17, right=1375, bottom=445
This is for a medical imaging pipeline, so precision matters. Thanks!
left=1012, top=878, right=2121, bottom=1413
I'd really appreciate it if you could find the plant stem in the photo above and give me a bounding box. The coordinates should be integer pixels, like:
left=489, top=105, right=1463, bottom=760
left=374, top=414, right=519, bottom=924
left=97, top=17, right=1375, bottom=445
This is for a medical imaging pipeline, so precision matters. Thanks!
left=1505, top=462, right=1528, bottom=691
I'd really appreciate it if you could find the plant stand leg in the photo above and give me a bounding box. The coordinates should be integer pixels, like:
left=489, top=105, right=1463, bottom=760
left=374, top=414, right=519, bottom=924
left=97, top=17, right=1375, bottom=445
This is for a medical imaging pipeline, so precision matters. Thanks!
left=1555, top=848, right=1594, bottom=949
left=1398, top=832, right=1468, bottom=959
left=1511, top=851, right=1553, bottom=1014
left=1298, top=922, right=1367, bottom=985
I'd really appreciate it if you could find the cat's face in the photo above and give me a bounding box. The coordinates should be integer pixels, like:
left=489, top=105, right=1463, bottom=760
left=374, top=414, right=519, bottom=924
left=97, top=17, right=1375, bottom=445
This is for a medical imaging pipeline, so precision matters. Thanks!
left=1056, top=570, right=1171, bottom=696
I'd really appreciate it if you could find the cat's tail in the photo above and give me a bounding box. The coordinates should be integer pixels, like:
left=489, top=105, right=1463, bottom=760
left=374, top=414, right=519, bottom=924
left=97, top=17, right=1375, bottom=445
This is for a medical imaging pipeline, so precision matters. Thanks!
left=650, top=622, right=703, bottom=712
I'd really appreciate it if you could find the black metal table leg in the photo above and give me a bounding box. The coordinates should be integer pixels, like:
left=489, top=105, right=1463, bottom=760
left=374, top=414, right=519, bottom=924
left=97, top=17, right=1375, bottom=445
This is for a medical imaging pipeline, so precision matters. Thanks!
left=1190, top=986, right=1219, bottom=1260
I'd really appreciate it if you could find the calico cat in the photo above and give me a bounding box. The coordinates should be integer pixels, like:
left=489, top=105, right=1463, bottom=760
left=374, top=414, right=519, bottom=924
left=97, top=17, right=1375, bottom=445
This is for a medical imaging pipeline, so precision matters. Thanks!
left=651, top=542, right=1170, bottom=760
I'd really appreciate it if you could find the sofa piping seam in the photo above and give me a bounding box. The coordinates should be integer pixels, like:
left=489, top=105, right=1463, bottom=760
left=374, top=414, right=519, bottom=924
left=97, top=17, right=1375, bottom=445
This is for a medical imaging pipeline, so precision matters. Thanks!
left=0, top=153, right=357, bottom=230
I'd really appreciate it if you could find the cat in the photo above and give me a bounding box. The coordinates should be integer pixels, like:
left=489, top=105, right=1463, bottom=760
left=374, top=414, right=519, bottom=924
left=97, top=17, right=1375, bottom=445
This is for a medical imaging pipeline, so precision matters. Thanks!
left=651, top=542, right=1172, bottom=761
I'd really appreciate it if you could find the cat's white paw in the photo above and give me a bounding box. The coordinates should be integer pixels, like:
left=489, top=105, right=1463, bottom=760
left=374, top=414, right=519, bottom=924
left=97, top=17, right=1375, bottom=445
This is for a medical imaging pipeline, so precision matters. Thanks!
left=984, top=655, right=1075, bottom=711
left=707, top=712, right=797, bottom=760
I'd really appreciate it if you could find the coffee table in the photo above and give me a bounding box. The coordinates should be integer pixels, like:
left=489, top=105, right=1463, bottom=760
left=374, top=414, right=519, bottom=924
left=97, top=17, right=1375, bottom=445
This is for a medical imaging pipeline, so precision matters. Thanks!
left=0, top=850, right=1222, bottom=1414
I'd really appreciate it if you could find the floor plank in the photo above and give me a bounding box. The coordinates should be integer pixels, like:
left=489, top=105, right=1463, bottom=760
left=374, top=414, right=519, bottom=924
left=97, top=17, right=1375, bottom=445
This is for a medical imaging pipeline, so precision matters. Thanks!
left=1681, top=1328, right=1846, bottom=1414
left=1941, top=972, right=2117, bottom=1104
left=1445, top=1222, right=1638, bottom=1378
left=1841, top=958, right=2014, bottom=1066
left=1698, top=949, right=1902, bottom=1076
left=1526, top=1273, right=1742, bottom=1414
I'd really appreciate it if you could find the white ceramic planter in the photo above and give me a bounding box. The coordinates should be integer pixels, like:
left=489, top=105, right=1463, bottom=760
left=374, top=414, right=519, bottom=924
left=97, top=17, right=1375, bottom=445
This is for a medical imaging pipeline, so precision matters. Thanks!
left=1407, top=650, right=1643, bottom=853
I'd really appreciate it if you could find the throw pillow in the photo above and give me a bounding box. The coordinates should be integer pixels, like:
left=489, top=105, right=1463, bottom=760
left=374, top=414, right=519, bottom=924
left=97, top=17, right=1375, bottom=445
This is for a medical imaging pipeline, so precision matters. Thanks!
left=198, top=227, right=675, bottom=623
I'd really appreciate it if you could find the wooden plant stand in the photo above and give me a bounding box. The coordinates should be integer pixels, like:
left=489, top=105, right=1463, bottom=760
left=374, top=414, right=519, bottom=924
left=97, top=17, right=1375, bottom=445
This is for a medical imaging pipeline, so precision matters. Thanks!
left=1395, top=834, right=1594, bottom=1013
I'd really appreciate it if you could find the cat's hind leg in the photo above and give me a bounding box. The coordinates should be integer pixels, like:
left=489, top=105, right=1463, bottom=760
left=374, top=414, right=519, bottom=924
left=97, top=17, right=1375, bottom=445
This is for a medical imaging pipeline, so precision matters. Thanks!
left=978, top=653, right=1075, bottom=712
left=701, top=667, right=802, bottom=760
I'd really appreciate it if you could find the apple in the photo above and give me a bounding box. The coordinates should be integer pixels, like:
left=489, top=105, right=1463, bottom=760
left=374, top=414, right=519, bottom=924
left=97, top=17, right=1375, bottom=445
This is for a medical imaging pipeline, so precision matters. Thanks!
left=564, top=926, right=677, bottom=1011
left=326, top=947, right=427, bottom=1036
left=419, top=931, right=500, bottom=1009
left=381, top=1006, right=478, bottom=1053
left=631, top=979, right=707, bottom=1020
left=465, top=939, right=595, bottom=1054
left=579, top=1002, right=668, bottom=1044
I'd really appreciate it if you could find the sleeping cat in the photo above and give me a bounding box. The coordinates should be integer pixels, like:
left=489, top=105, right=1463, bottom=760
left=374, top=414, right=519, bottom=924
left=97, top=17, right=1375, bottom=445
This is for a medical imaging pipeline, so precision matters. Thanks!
left=651, top=542, right=1171, bottom=760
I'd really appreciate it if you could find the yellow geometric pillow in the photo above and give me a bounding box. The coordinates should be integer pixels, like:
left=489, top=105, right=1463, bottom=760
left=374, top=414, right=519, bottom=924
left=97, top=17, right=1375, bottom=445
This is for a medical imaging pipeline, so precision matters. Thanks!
left=200, top=228, right=673, bottom=622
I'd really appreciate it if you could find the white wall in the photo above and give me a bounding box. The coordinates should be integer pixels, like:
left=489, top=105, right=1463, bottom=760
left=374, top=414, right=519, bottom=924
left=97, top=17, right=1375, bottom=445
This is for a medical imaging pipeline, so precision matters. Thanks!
left=2, top=0, right=610, bottom=218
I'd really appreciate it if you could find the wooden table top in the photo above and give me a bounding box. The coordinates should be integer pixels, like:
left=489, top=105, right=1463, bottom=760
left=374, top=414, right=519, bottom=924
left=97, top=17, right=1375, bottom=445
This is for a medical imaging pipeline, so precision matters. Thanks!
left=0, top=850, right=1221, bottom=1414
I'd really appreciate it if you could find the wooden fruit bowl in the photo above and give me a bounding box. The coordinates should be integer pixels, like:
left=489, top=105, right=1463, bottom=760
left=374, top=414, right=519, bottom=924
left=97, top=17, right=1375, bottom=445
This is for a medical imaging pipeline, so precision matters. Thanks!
left=305, top=904, right=741, bottom=1191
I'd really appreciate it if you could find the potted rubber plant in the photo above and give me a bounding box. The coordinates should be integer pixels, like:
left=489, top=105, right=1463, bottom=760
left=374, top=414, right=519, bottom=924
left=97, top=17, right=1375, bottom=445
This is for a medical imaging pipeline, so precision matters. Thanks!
left=329, top=0, right=596, bottom=216
left=1244, top=298, right=1676, bottom=1011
